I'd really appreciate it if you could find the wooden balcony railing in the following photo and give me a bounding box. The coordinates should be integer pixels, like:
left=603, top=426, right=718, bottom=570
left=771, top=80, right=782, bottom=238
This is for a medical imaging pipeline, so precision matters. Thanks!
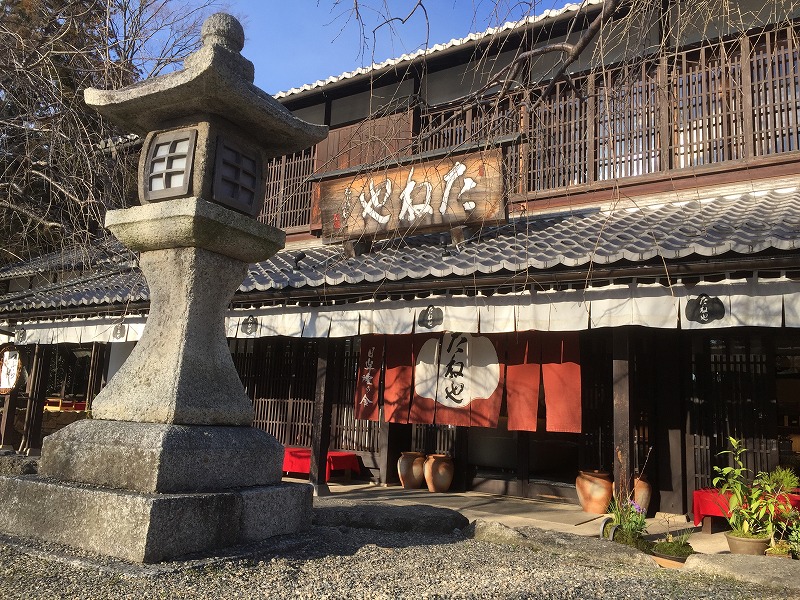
left=262, top=146, right=316, bottom=233
left=262, top=20, right=800, bottom=231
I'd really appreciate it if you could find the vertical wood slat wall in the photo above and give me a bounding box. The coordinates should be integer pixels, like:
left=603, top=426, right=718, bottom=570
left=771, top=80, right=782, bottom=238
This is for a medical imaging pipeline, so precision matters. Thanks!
left=330, top=339, right=381, bottom=453
left=315, top=111, right=414, bottom=172
left=231, top=337, right=381, bottom=453
left=687, top=335, right=780, bottom=489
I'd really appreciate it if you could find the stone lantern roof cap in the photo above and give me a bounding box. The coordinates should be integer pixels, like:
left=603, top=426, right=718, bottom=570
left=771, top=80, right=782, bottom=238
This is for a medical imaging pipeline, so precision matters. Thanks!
left=84, top=13, right=327, bottom=158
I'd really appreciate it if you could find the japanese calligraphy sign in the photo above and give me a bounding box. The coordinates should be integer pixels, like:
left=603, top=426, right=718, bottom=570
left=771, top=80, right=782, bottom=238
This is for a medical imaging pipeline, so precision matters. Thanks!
left=316, top=149, right=504, bottom=240
left=685, top=294, right=725, bottom=324
left=414, top=333, right=500, bottom=412
left=354, top=335, right=384, bottom=421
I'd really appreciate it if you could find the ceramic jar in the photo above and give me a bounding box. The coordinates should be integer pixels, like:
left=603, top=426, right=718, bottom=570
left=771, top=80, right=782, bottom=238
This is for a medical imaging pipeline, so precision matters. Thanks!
left=575, top=470, right=613, bottom=514
left=633, top=474, right=652, bottom=514
left=397, top=451, right=426, bottom=489
left=423, top=454, right=454, bottom=492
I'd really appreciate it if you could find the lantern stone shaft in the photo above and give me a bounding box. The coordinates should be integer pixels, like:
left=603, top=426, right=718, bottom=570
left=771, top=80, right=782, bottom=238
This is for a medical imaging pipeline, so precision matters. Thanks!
left=81, top=13, right=326, bottom=423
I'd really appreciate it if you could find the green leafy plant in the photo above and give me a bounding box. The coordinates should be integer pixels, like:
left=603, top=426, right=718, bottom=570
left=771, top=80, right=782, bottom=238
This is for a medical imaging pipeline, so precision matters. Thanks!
left=765, top=539, right=791, bottom=556
left=763, top=465, right=799, bottom=492
left=653, top=530, right=695, bottom=558
left=609, top=494, right=647, bottom=538
left=712, top=438, right=796, bottom=540
left=651, top=514, right=695, bottom=558
left=606, top=446, right=652, bottom=551
left=788, top=524, right=800, bottom=558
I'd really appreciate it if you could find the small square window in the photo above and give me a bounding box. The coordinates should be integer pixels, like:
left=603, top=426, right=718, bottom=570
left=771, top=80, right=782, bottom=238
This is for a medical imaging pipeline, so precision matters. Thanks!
left=213, top=138, right=262, bottom=215
left=143, top=129, right=197, bottom=201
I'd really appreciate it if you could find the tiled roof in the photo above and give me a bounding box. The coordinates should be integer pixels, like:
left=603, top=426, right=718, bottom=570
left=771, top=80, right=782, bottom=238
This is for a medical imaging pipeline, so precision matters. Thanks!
left=243, top=187, right=800, bottom=291
left=2, top=186, right=800, bottom=314
left=0, top=236, right=134, bottom=280
left=0, top=269, right=148, bottom=313
left=274, top=1, right=602, bottom=98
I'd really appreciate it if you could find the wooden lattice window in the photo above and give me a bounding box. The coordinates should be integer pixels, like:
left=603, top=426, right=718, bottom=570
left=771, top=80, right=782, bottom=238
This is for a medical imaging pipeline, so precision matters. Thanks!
left=671, top=43, right=746, bottom=169
left=262, top=146, right=316, bottom=232
left=750, top=27, right=800, bottom=157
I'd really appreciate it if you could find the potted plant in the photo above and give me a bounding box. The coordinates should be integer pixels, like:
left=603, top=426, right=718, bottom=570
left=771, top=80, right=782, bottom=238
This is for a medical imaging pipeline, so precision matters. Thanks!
left=765, top=539, right=792, bottom=558
left=605, top=492, right=652, bottom=552
left=766, top=505, right=799, bottom=558
left=712, top=438, right=795, bottom=555
left=652, top=530, right=696, bottom=568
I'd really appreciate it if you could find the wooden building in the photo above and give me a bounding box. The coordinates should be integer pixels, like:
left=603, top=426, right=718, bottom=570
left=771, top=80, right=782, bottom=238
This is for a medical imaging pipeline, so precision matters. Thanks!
left=3, top=1, right=800, bottom=514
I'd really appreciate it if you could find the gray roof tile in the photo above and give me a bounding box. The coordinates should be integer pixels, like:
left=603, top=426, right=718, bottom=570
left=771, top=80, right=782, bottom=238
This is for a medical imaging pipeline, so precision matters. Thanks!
left=3, top=187, right=800, bottom=313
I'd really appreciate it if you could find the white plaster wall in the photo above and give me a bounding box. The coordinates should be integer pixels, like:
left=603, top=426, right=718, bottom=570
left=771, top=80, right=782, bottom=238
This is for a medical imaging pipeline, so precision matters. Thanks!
left=107, top=341, right=135, bottom=381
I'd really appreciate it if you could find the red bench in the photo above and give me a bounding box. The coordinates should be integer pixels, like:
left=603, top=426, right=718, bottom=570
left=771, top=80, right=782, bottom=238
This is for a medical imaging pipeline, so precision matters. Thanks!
left=693, top=488, right=800, bottom=532
left=283, top=447, right=360, bottom=482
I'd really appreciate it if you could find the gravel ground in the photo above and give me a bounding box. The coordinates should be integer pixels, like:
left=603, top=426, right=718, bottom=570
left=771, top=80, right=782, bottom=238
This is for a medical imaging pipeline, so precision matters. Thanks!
left=0, top=514, right=795, bottom=600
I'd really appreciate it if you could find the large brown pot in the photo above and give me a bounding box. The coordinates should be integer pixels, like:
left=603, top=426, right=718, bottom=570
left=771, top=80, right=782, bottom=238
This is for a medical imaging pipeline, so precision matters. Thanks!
left=397, top=451, right=426, bottom=489
left=633, top=475, right=652, bottom=514
left=724, top=531, right=770, bottom=555
left=423, top=454, right=454, bottom=492
left=575, top=470, right=613, bottom=514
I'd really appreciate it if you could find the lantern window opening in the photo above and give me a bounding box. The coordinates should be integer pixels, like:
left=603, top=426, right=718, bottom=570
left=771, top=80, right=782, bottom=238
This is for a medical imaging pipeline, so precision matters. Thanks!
left=214, top=138, right=262, bottom=214
left=143, top=128, right=197, bottom=201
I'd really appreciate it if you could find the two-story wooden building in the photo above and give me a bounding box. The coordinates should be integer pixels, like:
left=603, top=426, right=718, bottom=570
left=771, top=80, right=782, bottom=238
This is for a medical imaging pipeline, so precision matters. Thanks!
left=3, top=0, right=800, bottom=515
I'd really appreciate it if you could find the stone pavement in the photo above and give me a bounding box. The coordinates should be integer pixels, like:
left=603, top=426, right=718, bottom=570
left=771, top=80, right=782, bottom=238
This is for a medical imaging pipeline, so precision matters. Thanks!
left=311, top=480, right=800, bottom=591
left=314, top=479, right=731, bottom=554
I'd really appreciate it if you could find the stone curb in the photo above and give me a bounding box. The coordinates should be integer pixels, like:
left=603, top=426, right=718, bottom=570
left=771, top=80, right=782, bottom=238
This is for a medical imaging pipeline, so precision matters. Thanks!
left=469, top=518, right=800, bottom=592
left=683, top=553, right=800, bottom=591
left=468, top=519, right=658, bottom=569
left=312, top=499, right=470, bottom=533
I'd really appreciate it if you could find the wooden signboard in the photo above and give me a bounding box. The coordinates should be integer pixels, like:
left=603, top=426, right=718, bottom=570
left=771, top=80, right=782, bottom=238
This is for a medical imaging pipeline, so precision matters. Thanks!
left=316, top=149, right=504, bottom=240
left=0, top=345, right=22, bottom=395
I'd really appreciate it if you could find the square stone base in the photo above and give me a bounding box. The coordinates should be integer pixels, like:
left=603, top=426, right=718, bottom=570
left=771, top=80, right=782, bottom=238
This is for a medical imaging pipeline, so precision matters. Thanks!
left=40, top=419, right=285, bottom=493
left=0, top=475, right=311, bottom=563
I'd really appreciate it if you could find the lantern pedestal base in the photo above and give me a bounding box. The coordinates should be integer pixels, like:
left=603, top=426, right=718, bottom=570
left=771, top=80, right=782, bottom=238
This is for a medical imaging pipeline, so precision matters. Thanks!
left=39, top=419, right=285, bottom=493
left=0, top=475, right=311, bottom=563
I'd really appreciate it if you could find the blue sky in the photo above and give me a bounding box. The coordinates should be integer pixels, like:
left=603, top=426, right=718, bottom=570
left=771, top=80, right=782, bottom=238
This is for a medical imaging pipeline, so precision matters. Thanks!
left=224, top=1, right=560, bottom=94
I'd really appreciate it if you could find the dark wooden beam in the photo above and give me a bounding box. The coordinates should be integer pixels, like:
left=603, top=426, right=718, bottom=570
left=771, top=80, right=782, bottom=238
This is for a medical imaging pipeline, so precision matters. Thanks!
left=309, top=339, right=334, bottom=496
left=0, top=390, right=21, bottom=451
left=19, top=344, right=52, bottom=456
left=612, top=329, right=632, bottom=495
left=85, top=342, right=103, bottom=405
left=378, top=421, right=411, bottom=485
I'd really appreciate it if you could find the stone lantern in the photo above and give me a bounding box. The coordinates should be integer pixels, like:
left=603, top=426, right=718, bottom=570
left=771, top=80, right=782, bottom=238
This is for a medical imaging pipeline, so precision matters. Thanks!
left=0, top=14, right=327, bottom=563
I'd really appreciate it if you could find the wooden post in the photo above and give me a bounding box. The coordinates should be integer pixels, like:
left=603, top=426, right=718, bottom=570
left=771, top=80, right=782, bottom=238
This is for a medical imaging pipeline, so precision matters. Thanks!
left=612, top=329, right=631, bottom=495
left=740, top=33, right=754, bottom=160
left=378, top=420, right=410, bottom=486
left=0, top=390, right=21, bottom=450
left=19, top=344, right=52, bottom=456
left=518, top=430, right=530, bottom=498
left=309, top=338, right=334, bottom=496
left=85, top=342, right=105, bottom=410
